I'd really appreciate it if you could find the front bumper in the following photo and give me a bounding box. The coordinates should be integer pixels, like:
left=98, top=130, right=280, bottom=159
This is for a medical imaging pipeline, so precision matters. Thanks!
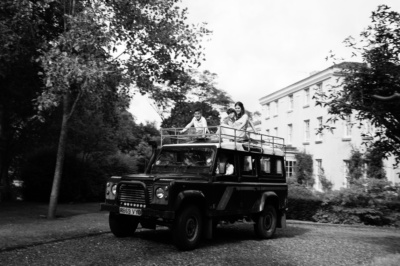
left=100, top=203, right=175, bottom=220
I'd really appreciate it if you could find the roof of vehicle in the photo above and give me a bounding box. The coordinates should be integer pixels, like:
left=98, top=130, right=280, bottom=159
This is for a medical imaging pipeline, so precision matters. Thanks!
left=161, top=126, right=285, bottom=156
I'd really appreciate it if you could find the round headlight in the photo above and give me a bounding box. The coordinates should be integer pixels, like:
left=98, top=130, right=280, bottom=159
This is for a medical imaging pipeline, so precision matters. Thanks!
left=111, top=184, right=117, bottom=195
left=155, top=187, right=165, bottom=199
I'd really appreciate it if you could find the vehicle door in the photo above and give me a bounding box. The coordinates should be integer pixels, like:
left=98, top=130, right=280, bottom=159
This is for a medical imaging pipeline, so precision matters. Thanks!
left=238, top=152, right=259, bottom=212
left=213, top=150, right=240, bottom=214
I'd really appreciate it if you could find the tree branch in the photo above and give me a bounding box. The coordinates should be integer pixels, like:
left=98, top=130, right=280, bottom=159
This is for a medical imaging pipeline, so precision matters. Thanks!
left=372, top=93, right=400, bottom=101
left=67, top=90, right=82, bottom=122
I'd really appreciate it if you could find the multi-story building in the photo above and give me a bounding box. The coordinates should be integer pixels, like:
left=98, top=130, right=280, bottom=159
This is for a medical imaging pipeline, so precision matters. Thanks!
left=259, top=63, right=399, bottom=190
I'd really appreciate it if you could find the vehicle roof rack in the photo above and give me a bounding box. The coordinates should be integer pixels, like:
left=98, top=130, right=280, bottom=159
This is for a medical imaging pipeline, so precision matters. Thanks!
left=160, top=126, right=285, bottom=155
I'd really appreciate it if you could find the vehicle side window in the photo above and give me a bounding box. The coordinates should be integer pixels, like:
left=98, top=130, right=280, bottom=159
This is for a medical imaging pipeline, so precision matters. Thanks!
left=276, top=159, right=283, bottom=175
left=215, top=152, right=235, bottom=176
left=260, top=156, right=271, bottom=174
left=241, top=155, right=256, bottom=176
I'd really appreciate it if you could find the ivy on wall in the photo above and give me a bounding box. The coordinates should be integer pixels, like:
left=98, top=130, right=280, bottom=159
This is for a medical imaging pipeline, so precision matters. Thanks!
left=294, top=151, right=315, bottom=187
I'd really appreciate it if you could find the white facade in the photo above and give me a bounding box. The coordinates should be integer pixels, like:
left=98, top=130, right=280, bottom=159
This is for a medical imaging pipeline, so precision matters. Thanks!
left=259, top=64, right=399, bottom=190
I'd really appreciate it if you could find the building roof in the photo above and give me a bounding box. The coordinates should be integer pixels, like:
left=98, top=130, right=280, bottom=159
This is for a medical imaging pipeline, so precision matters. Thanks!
left=259, top=62, right=361, bottom=105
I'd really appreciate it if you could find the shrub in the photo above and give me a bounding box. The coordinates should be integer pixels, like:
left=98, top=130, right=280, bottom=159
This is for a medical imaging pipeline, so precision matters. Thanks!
left=312, top=179, right=400, bottom=226
left=287, top=182, right=322, bottom=221
left=312, top=206, right=387, bottom=225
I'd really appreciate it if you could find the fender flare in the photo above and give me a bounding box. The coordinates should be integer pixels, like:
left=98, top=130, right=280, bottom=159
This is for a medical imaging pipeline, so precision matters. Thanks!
left=173, top=190, right=206, bottom=211
left=257, top=191, right=278, bottom=212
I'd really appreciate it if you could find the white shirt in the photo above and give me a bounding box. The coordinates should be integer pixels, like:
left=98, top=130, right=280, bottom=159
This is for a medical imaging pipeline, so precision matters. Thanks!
left=183, top=116, right=208, bottom=133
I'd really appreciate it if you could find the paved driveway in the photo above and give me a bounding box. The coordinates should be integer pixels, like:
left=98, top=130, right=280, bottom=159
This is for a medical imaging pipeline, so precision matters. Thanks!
left=1, top=221, right=399, bottom=266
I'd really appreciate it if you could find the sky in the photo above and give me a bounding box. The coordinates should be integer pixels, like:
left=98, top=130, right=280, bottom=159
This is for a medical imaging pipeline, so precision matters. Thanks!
left=130, top=0, right=400, bottom=126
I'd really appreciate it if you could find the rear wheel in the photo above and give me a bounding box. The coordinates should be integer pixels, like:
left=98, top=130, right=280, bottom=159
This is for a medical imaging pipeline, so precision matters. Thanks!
left=109, top=212, right=139, bottom=237
left=172, top=205, right=203, bottom=250
left=254, top=204, right=277, bottom=239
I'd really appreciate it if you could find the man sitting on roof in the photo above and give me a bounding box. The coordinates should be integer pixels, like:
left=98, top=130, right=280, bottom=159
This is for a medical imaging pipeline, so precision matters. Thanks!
left=180, top=109, right=209, bottom=135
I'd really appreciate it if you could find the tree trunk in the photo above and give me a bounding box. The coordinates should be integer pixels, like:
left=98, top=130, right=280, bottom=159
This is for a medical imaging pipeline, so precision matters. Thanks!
left=47, top=93, right=70, bottom=219
left=0, top=102, right=6, bottom=201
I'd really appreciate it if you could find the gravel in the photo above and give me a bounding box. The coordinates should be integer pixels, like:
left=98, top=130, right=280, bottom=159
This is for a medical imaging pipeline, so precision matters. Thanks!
left=1, top=222, right=399, bottom=266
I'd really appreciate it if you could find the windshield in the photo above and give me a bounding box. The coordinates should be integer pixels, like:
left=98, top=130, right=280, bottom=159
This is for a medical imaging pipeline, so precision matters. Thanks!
left=152, top=146, right=215, bottom=174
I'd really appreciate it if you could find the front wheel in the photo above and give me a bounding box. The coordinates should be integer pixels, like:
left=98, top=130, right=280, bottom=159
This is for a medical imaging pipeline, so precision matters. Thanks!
left=254, top=204, right=277, bottom=239
left=109, top=212, right=139, bottom=237
left=172, top=205, right=203, bottom=251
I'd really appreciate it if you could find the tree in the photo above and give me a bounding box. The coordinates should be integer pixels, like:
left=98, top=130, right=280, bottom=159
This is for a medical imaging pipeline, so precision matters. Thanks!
left=365, top=147, right=386, bottom=179
left=189, top=70, right=233, bottom=109
left=315, top=5, right=400, bottom=164
left=0, top=0, right=64, bottom=200
left=37, top=0, right=210, bottom=218
left=150, top=69, right=234, bottom=121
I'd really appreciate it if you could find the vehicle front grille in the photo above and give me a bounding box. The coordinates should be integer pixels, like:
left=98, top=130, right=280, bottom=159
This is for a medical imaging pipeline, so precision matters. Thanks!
left=118, top=181, right=153, bottom=206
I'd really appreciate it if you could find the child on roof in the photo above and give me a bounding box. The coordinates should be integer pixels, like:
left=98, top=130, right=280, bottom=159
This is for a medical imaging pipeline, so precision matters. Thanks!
left=180, top=109, right=209, bottom=135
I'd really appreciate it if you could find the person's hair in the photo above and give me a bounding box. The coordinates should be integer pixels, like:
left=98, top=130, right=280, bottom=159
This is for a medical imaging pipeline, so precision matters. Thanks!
left=194, top=109, right=202, bottom=114
left=235, top=101, right=245, bottom=118
left=226, top=108, right=236, bottom=116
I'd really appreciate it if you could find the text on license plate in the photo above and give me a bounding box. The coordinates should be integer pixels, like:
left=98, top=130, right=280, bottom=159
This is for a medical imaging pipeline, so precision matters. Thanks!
left=119, top=207, right=142, bottom=216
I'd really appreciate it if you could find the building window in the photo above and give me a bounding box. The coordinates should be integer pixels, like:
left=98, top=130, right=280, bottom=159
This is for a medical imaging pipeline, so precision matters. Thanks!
left=285, top=160, right=296, bottom=178
left=304, top=88, right=310, bottom=107
left=362, top=121, right=373, bottom=140
left=316, top=83, right=323, bottom=94
left=273, top=100, right=279, bottom=116
left=265, top=103, right=270, bottom=119
left=287, top=124, right=293, bottom=144
left=274, top=127, right=278, bottom=137
left=288, top=94, right=293, bottom=111
left=316, top=159, right=322, bottom=175
left=316, top=117, right=323, bottom=142
left=343, top=115, right=352, bottom=140
left=304, top=120, right=310, bottom=143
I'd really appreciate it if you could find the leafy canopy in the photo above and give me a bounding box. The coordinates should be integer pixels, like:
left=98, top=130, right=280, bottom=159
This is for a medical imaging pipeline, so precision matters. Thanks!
left=38, top=0, right=211, bottom=116
left=315, top=5, right=400, bottom=164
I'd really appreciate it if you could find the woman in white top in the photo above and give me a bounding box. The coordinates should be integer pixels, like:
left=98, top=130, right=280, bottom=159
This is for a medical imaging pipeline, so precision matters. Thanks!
left=233, top=101, right=256, bottom=139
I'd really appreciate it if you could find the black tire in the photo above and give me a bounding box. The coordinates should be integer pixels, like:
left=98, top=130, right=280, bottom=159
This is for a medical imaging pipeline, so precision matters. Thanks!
left=254, top=204, right=277, bottom=239
left=172, top=205, right=203, bottom=251
left=109, top=212, right=139, bottom=238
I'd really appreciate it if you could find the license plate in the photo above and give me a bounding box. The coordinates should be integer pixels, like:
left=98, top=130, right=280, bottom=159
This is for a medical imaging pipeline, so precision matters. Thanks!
left=119, top=207, right=142, bottom=216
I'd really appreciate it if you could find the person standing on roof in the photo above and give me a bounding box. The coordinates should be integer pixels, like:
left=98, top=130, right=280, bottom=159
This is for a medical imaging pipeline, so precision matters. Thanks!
left=180, top=109, right=210, bottom=135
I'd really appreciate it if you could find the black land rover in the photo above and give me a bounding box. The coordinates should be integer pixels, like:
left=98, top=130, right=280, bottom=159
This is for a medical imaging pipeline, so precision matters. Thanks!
left=101, top=126, right=288, bottom=250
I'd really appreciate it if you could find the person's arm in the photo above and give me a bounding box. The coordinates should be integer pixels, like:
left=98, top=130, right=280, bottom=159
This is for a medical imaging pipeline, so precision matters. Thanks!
left=180, top=118, right=194, bottom=133
left=233, top=114, right=247, bottom=129
left=248, top=119, right=257, bottom=132
left=225, top=163, right=234, bottom=175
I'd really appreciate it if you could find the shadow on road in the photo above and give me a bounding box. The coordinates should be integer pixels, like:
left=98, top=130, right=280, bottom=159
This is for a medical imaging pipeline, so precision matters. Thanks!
left=130, top=223, right=311, bottom=250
